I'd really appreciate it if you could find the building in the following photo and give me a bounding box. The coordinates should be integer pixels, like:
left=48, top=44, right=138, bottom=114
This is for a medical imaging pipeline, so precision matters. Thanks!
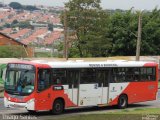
left=0, top=32, right=33, bottom=57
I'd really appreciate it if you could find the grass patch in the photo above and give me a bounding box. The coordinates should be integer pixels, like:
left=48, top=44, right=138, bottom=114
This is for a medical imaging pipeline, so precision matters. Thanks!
left=55, top=114, right=144, bottom=120
left=55, top=108, right=160, bottom=120
left=113, top=108, right=160, bottom=114
left=35, top=52, right=52, bottom=57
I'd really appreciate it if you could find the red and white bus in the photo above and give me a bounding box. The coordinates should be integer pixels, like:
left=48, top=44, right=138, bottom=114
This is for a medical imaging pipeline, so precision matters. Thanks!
left=4, top=60, right=158, bottom=114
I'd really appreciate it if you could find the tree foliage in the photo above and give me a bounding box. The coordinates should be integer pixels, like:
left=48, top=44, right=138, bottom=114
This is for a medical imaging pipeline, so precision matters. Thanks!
left=108, top=10, right=138, bottom=56
left=61, top=3, right=160, bottom=57
left=9, top=2, right=23, bottom=9
left=0, top=46, right=27, bottom=58
left=64, top=0, right=112, bottom=57
left=24, top=5, right=39, bottom=11
left=9, top=2, right=39, bottom=11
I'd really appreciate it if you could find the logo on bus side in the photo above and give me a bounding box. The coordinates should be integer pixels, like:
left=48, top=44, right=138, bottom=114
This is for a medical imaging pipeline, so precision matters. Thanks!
left=148, top=85, right=155, bottom=90
left=89, top=64, right=118, bottom=67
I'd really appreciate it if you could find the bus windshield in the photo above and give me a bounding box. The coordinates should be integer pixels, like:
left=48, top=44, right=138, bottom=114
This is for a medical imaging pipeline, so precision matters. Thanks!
left=5, top=64, right=35, bottom=96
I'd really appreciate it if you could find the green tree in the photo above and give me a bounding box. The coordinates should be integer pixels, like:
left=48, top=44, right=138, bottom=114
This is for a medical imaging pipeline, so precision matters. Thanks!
left=9, top=2, right=23, bottom=9
left=63, top=0, right=111, bottom=57
left=3, top=23, right=11, bottom=28
left=12, top=20, right=19, bottom=25
left=24, top=5, right=39, bottom=11
left=18, top=21, right=31, bottom=28
left=107, top=10, right=138, bottom=56
left=141, top=8, right=160, bottom=55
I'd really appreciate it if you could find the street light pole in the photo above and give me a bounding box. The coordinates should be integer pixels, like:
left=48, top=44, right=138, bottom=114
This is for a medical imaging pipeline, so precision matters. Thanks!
left=63, top=9, right=68, bottom=60
left=136, top=12, right=142, bottom=61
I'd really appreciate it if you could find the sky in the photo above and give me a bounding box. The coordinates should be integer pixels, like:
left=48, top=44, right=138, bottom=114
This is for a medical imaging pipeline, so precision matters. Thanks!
left=2, top=0, right=160, bottom=10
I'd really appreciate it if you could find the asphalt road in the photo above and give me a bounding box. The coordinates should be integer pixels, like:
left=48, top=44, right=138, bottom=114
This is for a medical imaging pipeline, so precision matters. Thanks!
left=0, top=90, right=160, bottom=120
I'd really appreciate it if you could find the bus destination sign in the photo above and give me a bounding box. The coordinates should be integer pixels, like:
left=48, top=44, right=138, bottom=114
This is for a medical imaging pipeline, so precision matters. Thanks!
left=8, top=64, right=34, bottom=70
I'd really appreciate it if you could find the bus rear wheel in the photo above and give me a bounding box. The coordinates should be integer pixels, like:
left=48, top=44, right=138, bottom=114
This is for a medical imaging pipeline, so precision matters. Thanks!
left=51, top=99, right=64, bottom=115
left=118, top=95, right=128, bottom=109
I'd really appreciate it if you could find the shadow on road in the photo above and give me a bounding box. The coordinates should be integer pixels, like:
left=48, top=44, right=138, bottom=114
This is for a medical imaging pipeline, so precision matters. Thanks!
left=9, top=103, right=152, bottom=117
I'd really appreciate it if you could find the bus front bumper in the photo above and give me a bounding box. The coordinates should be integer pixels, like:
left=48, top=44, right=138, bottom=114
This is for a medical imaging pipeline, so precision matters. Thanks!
left=4, top=97, right=35, bottom=110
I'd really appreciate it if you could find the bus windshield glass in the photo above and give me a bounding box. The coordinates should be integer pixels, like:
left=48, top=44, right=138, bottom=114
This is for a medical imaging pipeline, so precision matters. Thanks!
left=5, top=64, right=35, bottom=96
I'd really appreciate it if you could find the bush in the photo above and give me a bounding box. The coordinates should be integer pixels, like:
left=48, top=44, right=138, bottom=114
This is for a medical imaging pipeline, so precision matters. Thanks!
left=0, top=46, right=27, bottom=58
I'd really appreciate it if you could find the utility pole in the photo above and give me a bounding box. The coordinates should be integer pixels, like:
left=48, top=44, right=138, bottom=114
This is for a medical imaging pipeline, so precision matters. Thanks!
left=63, top=9, right=68, bottom=60
left=136, top=12, right=142, bottom=61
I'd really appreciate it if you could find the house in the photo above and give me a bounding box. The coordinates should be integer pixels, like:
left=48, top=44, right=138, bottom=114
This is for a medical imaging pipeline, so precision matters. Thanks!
left=0, top=32, right=33, bottom=57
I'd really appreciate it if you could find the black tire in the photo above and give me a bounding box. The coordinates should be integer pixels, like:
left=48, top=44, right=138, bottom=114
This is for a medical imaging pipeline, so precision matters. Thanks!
left=118, top=95, right=128, bottom=109
left=27, top=110, right=37, bottom=114
left=51, top=99, right=64, bottom=115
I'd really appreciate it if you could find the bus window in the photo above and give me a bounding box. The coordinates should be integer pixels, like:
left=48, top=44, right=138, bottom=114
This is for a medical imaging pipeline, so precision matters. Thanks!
left=140, top=67, right=156, bottom=81
left=146, top=67, right=156, bottom=81
left=96, top=69, right=109, bottom=87
left=52, top=69, right=67, bottom=85
left=80, top=69, right=96, bottom=84
left=38, top=69, right=51, bottom=91
left=67, top=70, right=79, bottom=88
left=126, top=68, right=135, bottom=82
left=111, top=68, right=125, bottom=83
left=133, top=68, right=140, bottom=81
left=140, top=68, right=147, bottom=81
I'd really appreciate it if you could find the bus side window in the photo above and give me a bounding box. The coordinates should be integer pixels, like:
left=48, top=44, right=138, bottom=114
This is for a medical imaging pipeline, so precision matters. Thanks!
left=52, top=69, right=67, bottom=85
left=96, top=70, right=108, bottom=87
left=67, top=70, right=79, bottom=88
left=134, top=68, right=140, bottom=81
left=38, top=69, right=51, bottom=92
left=111, top=68, right=118, bottom=83
left=80, top=69, right=96, bottom=84
left=111, top=68, right=125, bottom=83
left=146, top=67, right=156, bottom=81
left=140, top=68, right=147, bottom=81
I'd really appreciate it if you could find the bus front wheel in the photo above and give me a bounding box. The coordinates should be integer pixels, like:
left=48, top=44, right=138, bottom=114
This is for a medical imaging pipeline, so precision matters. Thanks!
left=27, top=110, right=37, bottom=114
left=118, top=95, right=128, bottom=109
left=51, top=99, right=64, bottom=114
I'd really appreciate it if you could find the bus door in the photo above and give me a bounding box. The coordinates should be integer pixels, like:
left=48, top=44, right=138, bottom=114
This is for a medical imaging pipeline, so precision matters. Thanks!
left=108, top=68, right=129, bottom=104
left=96, top=69, right=110, bottom=105
left=67, top=70, right=79, bottom=106
left=78, top=68, right=99, bottom=106
left=36, top=69, right=52, bottom=110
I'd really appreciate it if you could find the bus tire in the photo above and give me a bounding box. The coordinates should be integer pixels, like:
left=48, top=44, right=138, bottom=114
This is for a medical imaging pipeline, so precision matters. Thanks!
left=51, top=99, right=64, bottom=115
left=118, top=94, right=128, bottom=109
left=27, top=110, right=37, bottom=114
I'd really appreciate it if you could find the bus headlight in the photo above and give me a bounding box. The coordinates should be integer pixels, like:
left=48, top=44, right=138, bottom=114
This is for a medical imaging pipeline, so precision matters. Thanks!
left=4, top=97, right=9, bottom=108
left=26, top=99, right=35, bottom=110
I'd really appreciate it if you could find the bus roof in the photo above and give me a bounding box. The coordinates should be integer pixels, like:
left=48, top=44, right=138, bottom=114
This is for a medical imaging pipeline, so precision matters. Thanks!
left=29, top=60, right=157, bottom=68
left=8, top=60, right=157, bottom=68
